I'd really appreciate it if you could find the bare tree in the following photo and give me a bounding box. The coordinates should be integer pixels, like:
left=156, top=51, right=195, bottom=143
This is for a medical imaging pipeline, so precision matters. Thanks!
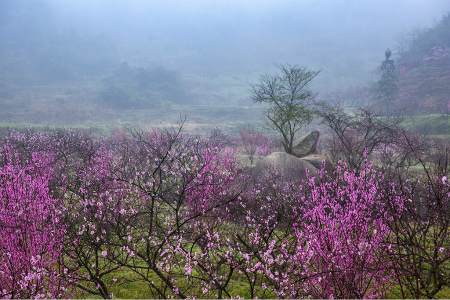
left=318, top=105, right=429, bottom=171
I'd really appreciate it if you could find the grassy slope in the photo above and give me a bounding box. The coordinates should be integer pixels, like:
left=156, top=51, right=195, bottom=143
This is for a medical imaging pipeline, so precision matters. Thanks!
left=400, top=114, right=450, bottom=136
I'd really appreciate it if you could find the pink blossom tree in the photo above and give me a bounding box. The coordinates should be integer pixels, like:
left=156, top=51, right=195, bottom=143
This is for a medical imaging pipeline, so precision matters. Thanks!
left=239, top=125, right=263, bottom=164
left=0, top=146, right=73, bottom=299
left=230, top=162, right=399, bottom=299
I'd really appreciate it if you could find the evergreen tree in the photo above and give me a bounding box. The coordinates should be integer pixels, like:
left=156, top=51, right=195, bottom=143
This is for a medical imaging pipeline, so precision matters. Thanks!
left=376, top=49, right=398, bottom=109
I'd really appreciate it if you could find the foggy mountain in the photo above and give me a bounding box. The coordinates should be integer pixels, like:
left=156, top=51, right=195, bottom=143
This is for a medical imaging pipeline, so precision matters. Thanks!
left=0, top=0, right=449, bottom=125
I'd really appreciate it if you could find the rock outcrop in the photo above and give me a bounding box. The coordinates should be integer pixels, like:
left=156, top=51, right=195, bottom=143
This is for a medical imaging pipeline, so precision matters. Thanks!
left=249, top=152, right=317, bottom=184
left=291, top=131, right=319, bottom=158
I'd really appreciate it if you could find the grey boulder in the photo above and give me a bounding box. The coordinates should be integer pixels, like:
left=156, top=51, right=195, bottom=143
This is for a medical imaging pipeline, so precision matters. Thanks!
left=291, top=131, right=319, bottom=158
left=249, top=152, right=317, bottom=184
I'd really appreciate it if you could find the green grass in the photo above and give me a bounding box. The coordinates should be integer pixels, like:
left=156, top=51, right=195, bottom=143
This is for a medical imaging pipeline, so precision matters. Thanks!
left=70, top=249, right=268, bottom=299
left=400, top=114, right=450, bottom=136
left=0, top=104, right=272, bottom=136
left=0, top=122, right=117, bottom=137
left=73, top=267, right=154, bottom=299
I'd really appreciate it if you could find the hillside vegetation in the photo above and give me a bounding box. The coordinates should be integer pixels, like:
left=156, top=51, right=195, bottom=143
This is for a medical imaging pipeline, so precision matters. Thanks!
left=386, top=13, right=450, bottom=117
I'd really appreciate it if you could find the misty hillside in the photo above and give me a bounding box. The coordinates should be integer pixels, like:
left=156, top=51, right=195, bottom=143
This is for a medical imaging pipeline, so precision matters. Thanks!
left=392, top=13, right=450, bottom=116
left=0, top=0, right=449, bottom=129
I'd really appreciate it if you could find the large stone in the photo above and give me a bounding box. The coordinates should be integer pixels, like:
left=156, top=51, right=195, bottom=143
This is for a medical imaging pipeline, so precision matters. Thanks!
left=301, top=154, right=335, bottom=172
left=249, top=152, right=317, bottom=184
left=291, top=131, right=319, bottom=158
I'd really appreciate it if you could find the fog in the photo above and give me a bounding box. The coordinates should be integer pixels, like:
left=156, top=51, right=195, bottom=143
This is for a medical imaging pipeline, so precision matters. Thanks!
left=0, top=0, right=449, bottom=122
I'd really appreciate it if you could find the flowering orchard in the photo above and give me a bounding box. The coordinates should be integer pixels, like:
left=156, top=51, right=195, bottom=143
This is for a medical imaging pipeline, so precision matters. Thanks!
left=1, top=125, right=450, bottom=298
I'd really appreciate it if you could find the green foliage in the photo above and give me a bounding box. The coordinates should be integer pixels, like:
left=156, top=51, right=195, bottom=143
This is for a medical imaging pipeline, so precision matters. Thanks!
left=100, top=85, right=132, bottom=110
left=250, top=64, right=320, bottom=154
left=99, top=62, right=187, bottom=109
